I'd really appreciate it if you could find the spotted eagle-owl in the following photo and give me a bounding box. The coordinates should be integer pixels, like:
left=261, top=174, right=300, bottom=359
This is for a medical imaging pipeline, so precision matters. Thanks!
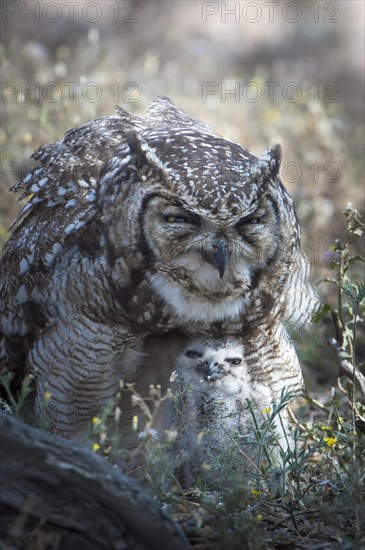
left=0, top=96, right=318, bottom=437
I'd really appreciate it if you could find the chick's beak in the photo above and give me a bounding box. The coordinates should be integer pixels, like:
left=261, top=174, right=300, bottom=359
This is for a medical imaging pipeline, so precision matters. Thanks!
left=205, top=359, right=222, bottom=381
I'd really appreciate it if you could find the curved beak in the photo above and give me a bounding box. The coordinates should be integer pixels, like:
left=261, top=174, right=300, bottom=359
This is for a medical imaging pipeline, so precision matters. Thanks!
left=205, top=359, right=222, bottom=382
left=204, top=239, right=228, bottom=279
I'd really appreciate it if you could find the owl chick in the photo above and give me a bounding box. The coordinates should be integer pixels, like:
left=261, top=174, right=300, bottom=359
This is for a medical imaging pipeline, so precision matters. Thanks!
left=0, top=96, right=318, bottom=437
left=168, top=335, right=302, bottom=488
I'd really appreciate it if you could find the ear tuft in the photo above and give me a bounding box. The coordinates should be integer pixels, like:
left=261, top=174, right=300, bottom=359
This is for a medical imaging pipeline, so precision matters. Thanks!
left=125, top=130, right=143, bottom=160
left=258, top=143, right=281, bottom=181
left=269, top=143, right=282, bottom=171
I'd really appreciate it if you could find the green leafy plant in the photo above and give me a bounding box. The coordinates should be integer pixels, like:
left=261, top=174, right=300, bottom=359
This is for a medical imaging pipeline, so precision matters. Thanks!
left=315, top=203, right=365, bottom=430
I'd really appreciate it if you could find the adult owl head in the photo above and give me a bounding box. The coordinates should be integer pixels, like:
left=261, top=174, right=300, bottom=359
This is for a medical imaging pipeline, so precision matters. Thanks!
left=97, top=118, right=297, bottom=324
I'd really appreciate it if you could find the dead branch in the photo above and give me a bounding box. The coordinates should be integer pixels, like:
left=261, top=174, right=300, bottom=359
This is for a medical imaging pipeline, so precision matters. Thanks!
left=0, top=413, right=190, bottom=550
left=328, top=337, right=365, bottom=400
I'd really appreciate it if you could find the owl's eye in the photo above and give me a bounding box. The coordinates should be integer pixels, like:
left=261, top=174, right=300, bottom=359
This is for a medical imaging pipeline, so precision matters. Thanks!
left=186, top=349, right=203, bottom=359
left=163, top=214, right=197, bottom=225
left=236, top=215, right=261, bottom=228
left=225, top=357, right=242, bottom=366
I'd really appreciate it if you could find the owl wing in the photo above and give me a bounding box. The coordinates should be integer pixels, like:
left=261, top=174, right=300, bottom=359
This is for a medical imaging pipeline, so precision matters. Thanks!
left=10, top=110, right=147, bottom=228
left=279, top=251, right=320, bottom=329
left=146, top=95, right=214, bottom=133
left=1, top=109, right=145, bottom=372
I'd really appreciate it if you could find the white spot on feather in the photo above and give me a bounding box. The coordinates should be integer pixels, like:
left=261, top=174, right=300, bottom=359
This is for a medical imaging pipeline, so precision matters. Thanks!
left=19, top=258, right=29, bottom=275
left=64, top=223, right=75, bottom=235
left=78, top=180, right=90, bottom=188
left=15, top=284, right=29, bottom=304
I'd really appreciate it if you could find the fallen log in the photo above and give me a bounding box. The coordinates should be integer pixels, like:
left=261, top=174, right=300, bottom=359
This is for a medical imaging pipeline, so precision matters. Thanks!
left=0, top=413, right=190, bottom=549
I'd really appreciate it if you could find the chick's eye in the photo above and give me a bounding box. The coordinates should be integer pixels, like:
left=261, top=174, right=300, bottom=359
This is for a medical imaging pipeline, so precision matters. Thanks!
left=226, top=357, right=242, bottom=366
left=186, top=350, right=203, bottom=359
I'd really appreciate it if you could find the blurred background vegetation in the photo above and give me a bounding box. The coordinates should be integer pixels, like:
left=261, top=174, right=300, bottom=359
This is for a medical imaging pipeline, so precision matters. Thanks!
left=1, top=0, right=364, bottom=391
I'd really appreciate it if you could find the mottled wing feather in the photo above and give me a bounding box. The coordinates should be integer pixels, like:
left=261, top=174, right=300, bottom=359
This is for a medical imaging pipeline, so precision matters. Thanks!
left=279, top=252, right=320, bottom=328
left=1, top=113, right=141, bottom=371
left=147, top=95, right=214, bottom=133
left=114, top=106, right=146, bottom=132
left=10, top=114, right=140, bottom=229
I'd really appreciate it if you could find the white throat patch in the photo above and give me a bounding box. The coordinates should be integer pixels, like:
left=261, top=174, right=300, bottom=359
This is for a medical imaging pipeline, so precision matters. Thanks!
left=149, top=273, right=249, bottom=323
